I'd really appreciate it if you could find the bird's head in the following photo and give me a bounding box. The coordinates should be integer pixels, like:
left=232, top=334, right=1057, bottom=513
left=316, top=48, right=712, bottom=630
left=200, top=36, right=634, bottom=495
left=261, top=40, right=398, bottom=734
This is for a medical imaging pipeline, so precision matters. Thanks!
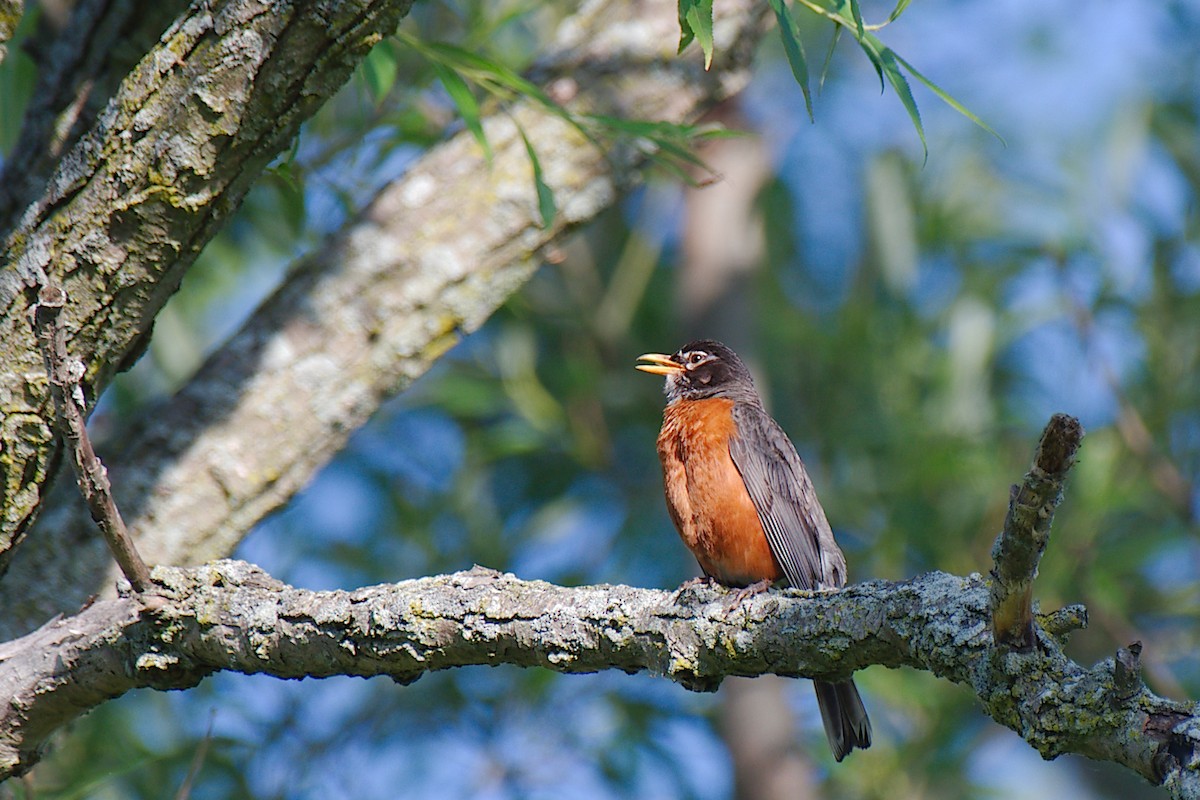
left=636, top=340, right=758, bottom=403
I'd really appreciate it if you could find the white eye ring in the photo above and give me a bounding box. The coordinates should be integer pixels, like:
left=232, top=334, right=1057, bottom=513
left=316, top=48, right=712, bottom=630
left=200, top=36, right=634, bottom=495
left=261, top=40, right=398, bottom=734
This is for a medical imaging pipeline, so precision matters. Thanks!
left=687, top=351, right=707, bottom=365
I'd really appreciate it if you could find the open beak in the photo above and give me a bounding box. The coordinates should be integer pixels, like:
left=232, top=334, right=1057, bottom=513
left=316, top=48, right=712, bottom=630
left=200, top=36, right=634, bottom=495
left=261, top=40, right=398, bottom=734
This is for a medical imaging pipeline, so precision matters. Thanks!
left=636, top=353, right=683, bottom=376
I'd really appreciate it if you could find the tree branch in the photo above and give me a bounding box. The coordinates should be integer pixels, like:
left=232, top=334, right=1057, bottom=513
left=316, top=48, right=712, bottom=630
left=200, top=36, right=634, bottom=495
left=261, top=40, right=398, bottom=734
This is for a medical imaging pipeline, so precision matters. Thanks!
left=31, top=285, right=151, bottom=592
left=0, top=0, right=768, bottom=636
left=990, top=412, right=1084, bottom=649
left=0, top=0, right=183, bottom=233
left=0, top=559, right=1196, bottom=795
left=0, top=0, right=417, bottom=568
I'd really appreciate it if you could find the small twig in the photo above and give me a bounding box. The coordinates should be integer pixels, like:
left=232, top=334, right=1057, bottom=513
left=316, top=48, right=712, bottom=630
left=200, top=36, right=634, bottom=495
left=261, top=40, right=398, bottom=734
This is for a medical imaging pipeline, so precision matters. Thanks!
left=1088, top=600, right=1188, bottom=702
left=32, top=285, right=153, bottom=593
left=1036, top=603, right=1088, bottom=641
left=989, top=413, right=1084, bottom=651
left=1111, top=641, right=1145, bottom=706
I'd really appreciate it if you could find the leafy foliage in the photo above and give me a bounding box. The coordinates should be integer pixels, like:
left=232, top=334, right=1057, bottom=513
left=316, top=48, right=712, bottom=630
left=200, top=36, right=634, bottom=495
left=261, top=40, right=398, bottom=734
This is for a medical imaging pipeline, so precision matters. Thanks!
left=394, top=30, right=745, bottom=222
left=768, top=0, right=814, bottom=120
left=682, top=0, right=1003, bottom=158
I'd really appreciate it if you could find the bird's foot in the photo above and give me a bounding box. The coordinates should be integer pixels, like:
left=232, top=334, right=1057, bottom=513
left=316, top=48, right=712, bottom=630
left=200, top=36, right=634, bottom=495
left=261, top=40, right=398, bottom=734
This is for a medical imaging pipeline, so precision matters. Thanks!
left=726, top=578, right=773, bottom=606
left=674, top=576, right=715, bottom=600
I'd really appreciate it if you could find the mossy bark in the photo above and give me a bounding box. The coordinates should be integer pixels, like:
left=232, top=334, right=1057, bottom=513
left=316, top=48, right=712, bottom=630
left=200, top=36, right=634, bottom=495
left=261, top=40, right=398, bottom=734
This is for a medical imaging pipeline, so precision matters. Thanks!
left=0, top=0, right=767, bottom=635
left=0, top=0, right=416, bottom=570
left=1, top=561, right=1195, bottom=794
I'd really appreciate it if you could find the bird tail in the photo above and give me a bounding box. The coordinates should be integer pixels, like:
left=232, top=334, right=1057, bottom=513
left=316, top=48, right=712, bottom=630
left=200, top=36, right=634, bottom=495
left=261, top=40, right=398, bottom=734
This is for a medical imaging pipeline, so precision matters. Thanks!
left=813, top=679, right=872, bottom=762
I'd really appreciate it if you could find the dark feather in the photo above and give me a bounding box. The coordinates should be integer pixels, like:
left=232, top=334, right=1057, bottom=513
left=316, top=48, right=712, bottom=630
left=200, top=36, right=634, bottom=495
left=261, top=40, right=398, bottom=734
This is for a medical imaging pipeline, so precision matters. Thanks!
left=727, top=402, right=870, bottom=759
left=727, top=403, right=846, bottom=590
left=813, top=680, right=873, bottom=761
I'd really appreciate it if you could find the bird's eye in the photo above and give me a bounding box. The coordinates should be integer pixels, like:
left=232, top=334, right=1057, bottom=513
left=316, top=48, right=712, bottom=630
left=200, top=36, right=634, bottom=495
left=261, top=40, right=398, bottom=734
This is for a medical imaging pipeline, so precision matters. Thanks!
left=688, top=352, right=706, bottom=365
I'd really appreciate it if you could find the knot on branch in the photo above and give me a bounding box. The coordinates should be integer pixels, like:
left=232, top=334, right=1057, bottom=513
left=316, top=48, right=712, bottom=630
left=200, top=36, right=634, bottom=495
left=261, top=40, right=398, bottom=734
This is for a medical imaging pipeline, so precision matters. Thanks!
left=1037, top=604, right=1088, bottom=641
left=1110, top=641, right=1144, bottom=705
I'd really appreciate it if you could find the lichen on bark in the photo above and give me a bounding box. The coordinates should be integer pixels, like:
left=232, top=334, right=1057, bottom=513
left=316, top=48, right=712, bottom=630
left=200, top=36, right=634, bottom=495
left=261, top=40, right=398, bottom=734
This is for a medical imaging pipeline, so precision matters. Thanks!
left=0, top=0, right=417, bottom=569
left=0, top=560, right=1195, bottom=794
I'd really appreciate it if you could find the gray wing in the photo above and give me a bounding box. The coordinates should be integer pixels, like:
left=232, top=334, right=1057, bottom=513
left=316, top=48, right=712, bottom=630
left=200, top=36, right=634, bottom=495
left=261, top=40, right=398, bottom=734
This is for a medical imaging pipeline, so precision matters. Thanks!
left=728, top=403, right=846, bottom=590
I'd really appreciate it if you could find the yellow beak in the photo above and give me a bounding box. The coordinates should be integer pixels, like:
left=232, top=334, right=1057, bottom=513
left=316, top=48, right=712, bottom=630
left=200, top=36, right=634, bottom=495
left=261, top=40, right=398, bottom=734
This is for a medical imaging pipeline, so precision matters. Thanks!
left=635, top=353, right=682, bottom=376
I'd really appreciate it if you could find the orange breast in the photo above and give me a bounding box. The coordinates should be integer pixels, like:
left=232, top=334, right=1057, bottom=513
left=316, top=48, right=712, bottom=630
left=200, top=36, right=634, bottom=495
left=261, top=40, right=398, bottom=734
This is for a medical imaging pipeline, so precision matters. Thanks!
left=656, top=398, right=782, bottom=587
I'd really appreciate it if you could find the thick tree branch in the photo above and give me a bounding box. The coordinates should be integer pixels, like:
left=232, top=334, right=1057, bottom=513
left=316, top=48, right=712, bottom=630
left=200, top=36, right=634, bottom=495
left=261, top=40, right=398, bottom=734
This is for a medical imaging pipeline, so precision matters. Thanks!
left=0, top=559, right=1196, bottom=795
left=0, top=0, right=182, bottom=233
left=990, top=413, right=1084, bottom=649
left=0, top=0, right=417, bottom=568
left=0, top=0, right=768, bottom=636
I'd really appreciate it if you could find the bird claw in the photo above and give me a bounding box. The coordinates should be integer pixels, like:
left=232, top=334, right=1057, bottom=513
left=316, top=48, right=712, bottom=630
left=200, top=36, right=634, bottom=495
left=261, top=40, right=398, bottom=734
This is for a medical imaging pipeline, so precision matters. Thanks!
left=674, top=575, right=715, bottom=599
left=726, top=578, right=773, bottom=606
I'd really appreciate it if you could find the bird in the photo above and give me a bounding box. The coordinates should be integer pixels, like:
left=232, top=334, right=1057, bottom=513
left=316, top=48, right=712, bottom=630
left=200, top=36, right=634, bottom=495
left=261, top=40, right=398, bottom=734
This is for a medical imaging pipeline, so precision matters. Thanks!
left=636, top=339, right=871, bottom=761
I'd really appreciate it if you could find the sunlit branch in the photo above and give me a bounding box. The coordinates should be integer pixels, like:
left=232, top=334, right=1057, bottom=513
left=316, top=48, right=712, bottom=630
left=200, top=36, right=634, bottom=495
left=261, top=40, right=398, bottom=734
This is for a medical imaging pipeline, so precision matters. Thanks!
left=31, top=286, right=152, bottom=592
left=0, top=555, right=1196, bottom=795
left=0, top=0, right=770, bottom=639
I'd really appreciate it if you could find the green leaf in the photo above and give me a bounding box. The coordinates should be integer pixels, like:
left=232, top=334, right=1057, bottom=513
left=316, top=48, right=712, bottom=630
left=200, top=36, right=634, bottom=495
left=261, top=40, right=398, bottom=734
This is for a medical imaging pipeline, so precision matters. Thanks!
left=585, top=116, right=711, bottom=140
left=893, top=51, right=1006, bottom=145
left=648, top=135, right=710, bottom=170
left=874, top=40, right=927, bottom=161
left=641, top=149, right=697, bottom=184
left=584, top=116, right=745, bottom=178
left=887, top=0, right=914, bottom=23
left=0, top=14, right=37, bottom=153
left=677, top=0, right=697, bottom=53
left=361, top=40, right=398, bottom=107
left=420, top=41, right=544, bottom=99
left=399, top=35, right=599, bottom=149
left=848, top=0, right=864, bottom=38
left=518, top=126, right=556, bottom=228
left=818, top=0, right=999, bottom=151
left=859, top=42, right=886, bottom=92
left=768, top=0, right=813, bottom=121
left=686, top=124, right=752, bottom=141
left=826, top=0, right=882, bottom=89
left=819, top=25, right=842, bottom=92
left=432, top=63, right=492, bottom=162
left=397, top=34, right=549, bottom=108
left=833, top=4, right=924, bottom=155
left=683, top=0, right=715, bottom=69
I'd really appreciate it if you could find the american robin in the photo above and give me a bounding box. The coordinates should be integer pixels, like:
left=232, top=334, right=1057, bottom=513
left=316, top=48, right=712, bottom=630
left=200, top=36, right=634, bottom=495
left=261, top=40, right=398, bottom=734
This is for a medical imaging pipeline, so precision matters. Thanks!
left=637, top=339, right=871, bottom=761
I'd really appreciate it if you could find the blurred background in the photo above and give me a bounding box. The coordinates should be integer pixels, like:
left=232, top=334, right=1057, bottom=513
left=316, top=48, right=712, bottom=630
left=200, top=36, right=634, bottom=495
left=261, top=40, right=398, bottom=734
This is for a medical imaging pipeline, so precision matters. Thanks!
left=3, top=0, right=1198, bottom=797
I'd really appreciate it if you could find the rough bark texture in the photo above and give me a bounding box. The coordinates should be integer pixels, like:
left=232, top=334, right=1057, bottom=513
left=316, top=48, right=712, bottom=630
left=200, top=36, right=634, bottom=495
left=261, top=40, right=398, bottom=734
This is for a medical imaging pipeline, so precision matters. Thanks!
left=0, top=0, right=769, bottom=637
left=0, top=560, right=1196, bottom=794
left=0, top=0, right=183, bottom=230
left=0, top=0, right=417, bottom=572
left=990, top=413, right=1084, bottom=649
